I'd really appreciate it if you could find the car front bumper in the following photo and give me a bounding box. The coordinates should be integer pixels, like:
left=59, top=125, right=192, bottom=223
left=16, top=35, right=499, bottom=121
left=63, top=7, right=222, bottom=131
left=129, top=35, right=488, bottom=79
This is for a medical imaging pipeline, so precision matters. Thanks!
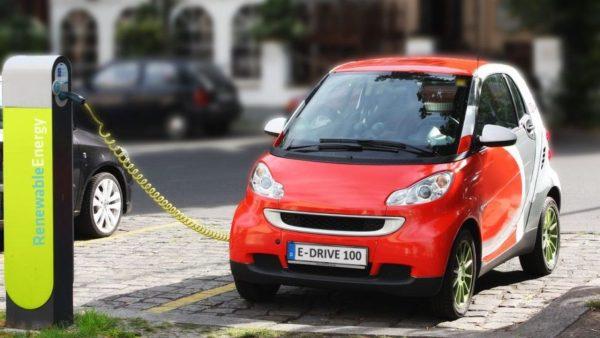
left=230, top=258, right=443, bottom=297
left=229, top=189, right=473, bottom=296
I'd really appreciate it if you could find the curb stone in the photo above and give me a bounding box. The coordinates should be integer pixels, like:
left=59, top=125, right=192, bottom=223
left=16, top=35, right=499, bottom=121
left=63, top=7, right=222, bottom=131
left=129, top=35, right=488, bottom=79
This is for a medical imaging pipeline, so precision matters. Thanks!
left=477, top=284, right=600, bottom=338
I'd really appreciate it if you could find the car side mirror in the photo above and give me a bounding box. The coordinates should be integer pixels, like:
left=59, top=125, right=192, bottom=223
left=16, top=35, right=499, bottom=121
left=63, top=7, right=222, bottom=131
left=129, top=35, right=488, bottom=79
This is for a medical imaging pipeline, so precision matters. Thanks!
left=479, top=124, right=517, bottom=147
left=264, top=117, right=287, bottom=137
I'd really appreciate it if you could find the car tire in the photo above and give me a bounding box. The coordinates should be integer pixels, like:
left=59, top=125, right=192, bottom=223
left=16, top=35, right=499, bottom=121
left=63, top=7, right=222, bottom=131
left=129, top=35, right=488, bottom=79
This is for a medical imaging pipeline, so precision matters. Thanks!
left=164, top=113, right=189, bottom=140
left=76, top=172, right=123, bottom=238
left=519, top=197, right=560, bottom=276
left=234, top=279, right=280, bottom=302
left=431, top=229, right=477, bottom=319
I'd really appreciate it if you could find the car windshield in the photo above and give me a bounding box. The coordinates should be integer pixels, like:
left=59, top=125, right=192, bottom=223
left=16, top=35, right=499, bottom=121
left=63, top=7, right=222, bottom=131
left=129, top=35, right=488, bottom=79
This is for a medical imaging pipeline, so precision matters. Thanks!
left=279, top=72, right=471, bottom=161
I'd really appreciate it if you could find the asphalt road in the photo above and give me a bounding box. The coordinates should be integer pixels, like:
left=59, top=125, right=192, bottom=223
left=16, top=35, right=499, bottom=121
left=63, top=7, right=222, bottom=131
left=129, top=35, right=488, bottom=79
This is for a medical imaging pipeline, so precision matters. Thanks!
left=124, top=121, right=600, bottom=232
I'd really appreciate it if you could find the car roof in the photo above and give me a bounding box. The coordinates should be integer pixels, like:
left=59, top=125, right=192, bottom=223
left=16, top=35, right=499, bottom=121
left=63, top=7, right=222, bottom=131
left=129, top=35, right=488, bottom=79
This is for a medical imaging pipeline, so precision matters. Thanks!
left=332, top=56, right=486, bottom=76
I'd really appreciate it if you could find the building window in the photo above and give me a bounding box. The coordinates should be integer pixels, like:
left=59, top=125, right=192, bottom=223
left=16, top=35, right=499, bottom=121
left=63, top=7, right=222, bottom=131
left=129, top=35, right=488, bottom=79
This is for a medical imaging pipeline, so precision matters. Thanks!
left=232, top=5, right=261, bottom=79
left=173, top=7, right=213, bottom=60
left=61, top=10, right=97, bottom=79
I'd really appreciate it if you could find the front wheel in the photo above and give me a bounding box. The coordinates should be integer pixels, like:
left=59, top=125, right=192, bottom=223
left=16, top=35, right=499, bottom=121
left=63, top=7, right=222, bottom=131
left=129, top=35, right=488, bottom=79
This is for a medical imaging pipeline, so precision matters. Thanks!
left=519, top=197, right=560, bottom=276
left=431, top=229, right=477, bottom=319
left=76, top=172, right=123, bottom=238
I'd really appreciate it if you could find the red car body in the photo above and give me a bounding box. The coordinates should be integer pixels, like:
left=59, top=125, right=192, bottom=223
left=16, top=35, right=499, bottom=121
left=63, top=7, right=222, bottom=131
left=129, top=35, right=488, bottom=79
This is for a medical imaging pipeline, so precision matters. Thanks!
left=229, top=57, right=561, bottom=315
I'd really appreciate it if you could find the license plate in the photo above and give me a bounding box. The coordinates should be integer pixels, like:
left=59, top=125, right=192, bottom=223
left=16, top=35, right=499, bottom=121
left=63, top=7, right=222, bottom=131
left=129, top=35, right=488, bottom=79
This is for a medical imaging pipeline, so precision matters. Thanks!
left=287, top=242, right=368, bottom=269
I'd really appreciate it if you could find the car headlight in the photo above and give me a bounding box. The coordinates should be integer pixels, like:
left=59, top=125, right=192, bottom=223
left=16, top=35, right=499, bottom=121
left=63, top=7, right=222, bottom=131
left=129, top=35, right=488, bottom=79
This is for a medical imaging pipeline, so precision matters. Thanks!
left=386, top=171, right=454, bottom=206
left=250, top=162, right=284, bottom=199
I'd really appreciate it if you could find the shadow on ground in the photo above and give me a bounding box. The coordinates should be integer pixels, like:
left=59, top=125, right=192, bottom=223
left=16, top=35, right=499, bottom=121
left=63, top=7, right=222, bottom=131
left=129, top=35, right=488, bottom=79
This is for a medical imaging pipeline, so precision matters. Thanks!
left=85, top=265, right=541, bottom=329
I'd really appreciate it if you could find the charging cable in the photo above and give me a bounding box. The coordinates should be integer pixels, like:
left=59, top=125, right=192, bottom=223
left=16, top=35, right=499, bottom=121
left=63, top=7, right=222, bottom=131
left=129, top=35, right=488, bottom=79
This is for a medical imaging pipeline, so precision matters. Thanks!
left=54, top=87, right=230, bottom=242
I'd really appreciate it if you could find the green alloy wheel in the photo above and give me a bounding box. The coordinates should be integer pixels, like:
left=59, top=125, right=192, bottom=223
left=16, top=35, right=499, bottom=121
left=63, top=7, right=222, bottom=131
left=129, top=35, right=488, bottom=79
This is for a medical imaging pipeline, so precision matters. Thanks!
left=431, top=229, right=477, bottom=319
left=453, top=240, right=475, bottom=310
left=520, top=197, right=560, bottom=276
left=541, top=206, right=559, bottom=268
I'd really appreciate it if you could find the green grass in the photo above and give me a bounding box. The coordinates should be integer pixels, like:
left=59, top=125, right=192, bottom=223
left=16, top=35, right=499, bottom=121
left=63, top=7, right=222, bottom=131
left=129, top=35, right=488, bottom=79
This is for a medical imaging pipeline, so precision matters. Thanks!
left=219, top=328, right=283, bottom=338
left=0, top=310, right=138, bottom=338
left=0, top=310, right=390, bottom=337
left=586, top=299, right=600, bottom=310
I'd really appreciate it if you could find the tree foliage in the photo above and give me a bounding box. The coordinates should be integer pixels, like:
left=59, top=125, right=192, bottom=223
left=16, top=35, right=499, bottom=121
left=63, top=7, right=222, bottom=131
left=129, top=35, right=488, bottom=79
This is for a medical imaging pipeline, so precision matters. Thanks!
left=507, top=0, right=600, bottom=126
left=116, top=0, right=178, bottom=57
left=0, top=0, right=47, bottom=63
left=116, top=4, right=165, bottom=57
left=252, top=0, right=306, bottom=42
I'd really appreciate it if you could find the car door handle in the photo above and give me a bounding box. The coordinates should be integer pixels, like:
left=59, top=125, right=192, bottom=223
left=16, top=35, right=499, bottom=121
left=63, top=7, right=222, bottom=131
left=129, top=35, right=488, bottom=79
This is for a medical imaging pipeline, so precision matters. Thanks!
left=523, top=118, right=535, bottom=133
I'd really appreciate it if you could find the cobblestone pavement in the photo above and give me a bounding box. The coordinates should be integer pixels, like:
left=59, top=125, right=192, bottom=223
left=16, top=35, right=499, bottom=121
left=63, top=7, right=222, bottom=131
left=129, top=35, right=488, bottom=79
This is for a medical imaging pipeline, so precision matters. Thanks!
left=0, top=213, right=598, bottom=336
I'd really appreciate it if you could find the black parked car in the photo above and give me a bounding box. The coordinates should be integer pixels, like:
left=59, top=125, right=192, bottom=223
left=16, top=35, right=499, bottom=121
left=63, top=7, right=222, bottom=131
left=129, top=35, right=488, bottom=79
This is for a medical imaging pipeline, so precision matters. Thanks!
left=79, top=58, right=242, bottom=139
left=0, top=78, right=133, bottom=238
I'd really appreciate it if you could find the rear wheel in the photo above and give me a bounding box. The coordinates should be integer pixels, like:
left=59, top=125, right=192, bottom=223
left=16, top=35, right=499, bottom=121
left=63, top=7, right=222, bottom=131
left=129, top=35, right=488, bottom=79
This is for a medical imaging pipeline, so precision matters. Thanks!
left=76, top=172, right=123, bottom=238
left=234, top=279, right=279, bottom=302
left=520, top=197, right=560, bottom=276
left=431, top=229, right=477, bottom=319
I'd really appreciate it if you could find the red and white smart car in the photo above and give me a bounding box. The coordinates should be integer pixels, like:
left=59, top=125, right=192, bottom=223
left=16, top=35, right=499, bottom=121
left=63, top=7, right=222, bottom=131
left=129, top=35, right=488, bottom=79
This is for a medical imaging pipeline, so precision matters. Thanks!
left=229, top=57, right=561, bottom=318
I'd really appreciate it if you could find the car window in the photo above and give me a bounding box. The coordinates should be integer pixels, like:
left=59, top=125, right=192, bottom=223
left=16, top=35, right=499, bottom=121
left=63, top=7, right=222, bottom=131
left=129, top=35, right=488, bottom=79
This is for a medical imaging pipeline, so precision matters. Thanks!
left=144, top=62, right=179, bottom=87
left=475, top=74, right=519, bottom=136
left=93, top=62, right=139, bottom=90
left=505, top=75, right=527, bottom=119
left=279, top=72, right=472, bottom=158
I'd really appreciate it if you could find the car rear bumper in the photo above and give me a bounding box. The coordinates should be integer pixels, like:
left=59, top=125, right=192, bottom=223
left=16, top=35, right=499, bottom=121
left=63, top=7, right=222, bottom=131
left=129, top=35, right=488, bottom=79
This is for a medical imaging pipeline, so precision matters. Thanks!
left=192, top=100, right=242, bottom=122
left=230, top=258, right=442, bottom=297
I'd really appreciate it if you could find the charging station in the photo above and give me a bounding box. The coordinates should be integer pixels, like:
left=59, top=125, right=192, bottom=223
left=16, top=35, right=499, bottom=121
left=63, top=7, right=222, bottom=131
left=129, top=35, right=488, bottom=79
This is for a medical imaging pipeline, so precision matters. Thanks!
left=2, top=55, right=74, bottom=328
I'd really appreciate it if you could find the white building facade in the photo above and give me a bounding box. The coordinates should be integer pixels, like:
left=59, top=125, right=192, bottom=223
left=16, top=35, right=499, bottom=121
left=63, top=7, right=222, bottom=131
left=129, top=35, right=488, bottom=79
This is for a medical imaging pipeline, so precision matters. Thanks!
left=50, top=0, right=314, bottom=106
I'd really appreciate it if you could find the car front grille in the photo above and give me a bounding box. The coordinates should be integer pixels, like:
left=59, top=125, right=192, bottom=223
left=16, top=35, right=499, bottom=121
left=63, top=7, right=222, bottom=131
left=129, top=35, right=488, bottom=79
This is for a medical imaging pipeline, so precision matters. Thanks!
left=280, top=212, right=385, bottom=232
left=263, top=209, right=405, bottom=236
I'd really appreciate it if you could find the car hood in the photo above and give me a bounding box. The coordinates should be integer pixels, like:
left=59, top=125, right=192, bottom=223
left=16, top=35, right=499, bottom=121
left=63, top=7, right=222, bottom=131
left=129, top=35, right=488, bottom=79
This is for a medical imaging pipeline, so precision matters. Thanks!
left=261, top=153, right=456, bottom=216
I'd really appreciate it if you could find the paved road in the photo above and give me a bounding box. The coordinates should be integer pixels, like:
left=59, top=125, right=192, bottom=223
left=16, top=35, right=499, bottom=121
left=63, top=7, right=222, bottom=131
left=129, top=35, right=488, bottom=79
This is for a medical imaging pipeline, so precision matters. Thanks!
left=124, top=126, right=600, bottom=232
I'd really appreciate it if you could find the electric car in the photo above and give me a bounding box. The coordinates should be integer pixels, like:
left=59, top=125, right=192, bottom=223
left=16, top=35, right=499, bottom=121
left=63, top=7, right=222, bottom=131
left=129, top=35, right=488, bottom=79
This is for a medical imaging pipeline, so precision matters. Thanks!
left=229, top=57, right=562, bottom=319
left=79, top=59, right=241, bottom=139
left=0, top=77, right=133, bottom=238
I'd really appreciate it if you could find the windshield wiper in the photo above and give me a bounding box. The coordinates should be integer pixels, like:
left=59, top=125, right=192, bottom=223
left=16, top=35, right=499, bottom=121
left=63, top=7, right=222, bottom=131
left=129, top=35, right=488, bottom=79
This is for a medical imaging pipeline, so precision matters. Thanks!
left=319, top=138, right=435, bottom=156
left=286, top=142, right=363, bottom=152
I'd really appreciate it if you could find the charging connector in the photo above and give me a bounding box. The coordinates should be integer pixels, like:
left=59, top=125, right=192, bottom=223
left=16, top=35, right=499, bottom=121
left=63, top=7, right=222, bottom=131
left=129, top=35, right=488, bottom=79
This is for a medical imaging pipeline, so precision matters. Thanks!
left=51, top=80, right=86, bottom=105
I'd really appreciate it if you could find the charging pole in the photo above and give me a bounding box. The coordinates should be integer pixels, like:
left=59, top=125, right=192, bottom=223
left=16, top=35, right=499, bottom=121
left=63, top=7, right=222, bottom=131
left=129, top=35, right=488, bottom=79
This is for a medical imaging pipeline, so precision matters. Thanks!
left=2, top=56, right=74, bottom=328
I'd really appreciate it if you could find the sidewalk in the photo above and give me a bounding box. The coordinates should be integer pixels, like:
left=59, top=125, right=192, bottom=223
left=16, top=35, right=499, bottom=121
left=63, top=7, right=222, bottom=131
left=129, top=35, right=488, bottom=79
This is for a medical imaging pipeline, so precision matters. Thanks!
left=482, top=284, right=600, bottom=338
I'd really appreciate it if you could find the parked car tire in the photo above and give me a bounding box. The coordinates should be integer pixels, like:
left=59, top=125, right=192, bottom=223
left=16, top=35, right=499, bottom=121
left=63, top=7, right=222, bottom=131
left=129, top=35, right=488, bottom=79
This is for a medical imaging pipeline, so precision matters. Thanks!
left=431, top=229, right=477, bottom=319
left=164, top=112, right=189, bottom=140
left=234, top=279, right=280, bottom=302
left=520, top=197, right=560, bottom=276
left=76, top=172, right=123, bottom=238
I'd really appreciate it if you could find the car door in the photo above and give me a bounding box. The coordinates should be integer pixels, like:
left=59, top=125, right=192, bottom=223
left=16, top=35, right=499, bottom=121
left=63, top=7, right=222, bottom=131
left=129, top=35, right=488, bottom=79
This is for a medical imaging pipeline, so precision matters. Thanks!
left=137, top=61, right=182, bottom=117
left=472, top=73, right=529, bottom=262
left=72, top=129, right=86, bottom=213
left=504, top=74, right=538, bottom=208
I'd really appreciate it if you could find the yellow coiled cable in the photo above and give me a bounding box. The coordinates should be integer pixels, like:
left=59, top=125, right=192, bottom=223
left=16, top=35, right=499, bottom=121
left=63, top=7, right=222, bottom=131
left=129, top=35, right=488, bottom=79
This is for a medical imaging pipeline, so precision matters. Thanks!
left=82, top=103, right=230, bottom=242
